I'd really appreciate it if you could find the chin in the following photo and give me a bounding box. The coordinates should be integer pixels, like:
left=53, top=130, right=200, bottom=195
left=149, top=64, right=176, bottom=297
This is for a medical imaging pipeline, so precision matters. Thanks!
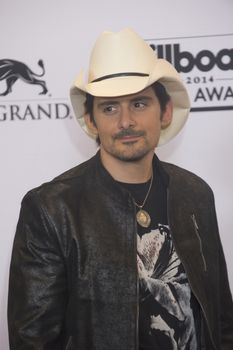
left=113, top=148, right=153, bottom=162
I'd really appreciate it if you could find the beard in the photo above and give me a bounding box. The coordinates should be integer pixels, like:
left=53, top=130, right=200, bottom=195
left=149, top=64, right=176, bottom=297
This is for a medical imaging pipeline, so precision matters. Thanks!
left=108, top=143, right=153, bottom=162
left=101, top=129, right=157, bottom=162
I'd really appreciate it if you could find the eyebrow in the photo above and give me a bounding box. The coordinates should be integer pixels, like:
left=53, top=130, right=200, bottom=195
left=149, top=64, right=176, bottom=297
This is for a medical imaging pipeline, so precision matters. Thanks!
left=130, top=95, right=153, bottom=103
left=96, top=100, right=120, bottom=109
left=96, top=95, right=154, bottom=109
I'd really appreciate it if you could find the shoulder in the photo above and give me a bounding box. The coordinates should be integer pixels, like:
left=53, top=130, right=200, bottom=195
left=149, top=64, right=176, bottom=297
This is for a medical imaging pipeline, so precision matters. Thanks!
left=22, top=154, right=98, bottom=205
left=161, top=161, right=214, bottom=198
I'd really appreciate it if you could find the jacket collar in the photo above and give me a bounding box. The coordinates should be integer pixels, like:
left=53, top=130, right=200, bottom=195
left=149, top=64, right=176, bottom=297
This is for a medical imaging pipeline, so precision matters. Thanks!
left=94, top=150, right=170, bottom=188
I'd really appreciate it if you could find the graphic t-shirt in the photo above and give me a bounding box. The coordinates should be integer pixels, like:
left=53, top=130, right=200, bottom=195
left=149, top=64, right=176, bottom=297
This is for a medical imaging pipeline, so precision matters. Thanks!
left=120, top=171, right=201, bottom=350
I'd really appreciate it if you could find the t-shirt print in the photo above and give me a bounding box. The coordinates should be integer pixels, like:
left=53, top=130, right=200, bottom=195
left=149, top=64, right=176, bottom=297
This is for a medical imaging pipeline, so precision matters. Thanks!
left=137, top=224, right=197, bottom=350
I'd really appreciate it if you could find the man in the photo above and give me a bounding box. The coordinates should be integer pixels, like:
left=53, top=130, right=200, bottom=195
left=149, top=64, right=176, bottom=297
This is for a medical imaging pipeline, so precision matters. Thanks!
left=8, top=28, right=233, bottom=349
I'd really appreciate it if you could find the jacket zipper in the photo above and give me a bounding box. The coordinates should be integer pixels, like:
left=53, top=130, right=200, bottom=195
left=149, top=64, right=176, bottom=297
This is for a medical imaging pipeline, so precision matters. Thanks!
left=65, top=336, right=72, bottom=350
left=133, top=200, right=139, bottom=350
left=166, top=189, right=217, bottom=350
left=190, top=214, right=207, bottom=272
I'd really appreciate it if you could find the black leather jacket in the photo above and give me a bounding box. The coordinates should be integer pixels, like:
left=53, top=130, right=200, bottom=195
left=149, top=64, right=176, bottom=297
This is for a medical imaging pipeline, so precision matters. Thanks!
left=8, top=152, right=233, bottom=349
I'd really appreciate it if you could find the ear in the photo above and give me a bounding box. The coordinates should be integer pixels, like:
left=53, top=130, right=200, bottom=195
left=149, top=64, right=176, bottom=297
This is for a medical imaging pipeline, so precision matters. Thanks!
left=161, top=100, right=173, bottom=130
left=84, top=113, right=98, bottom=136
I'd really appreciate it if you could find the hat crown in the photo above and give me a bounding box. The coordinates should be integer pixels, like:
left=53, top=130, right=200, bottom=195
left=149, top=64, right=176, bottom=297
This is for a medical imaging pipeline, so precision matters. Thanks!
left=88, top=28, right=157, bottom=83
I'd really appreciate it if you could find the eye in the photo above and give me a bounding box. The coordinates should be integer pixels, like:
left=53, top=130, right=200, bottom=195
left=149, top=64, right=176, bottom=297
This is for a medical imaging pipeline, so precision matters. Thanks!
left=103, top=104, right=117, bottom=114
left=133, top=100, right=147, bottom=109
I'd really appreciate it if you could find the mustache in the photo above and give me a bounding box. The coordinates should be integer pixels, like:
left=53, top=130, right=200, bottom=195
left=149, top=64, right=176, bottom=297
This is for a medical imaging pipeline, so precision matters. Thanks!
left=113, top=129, right=145, bottom=140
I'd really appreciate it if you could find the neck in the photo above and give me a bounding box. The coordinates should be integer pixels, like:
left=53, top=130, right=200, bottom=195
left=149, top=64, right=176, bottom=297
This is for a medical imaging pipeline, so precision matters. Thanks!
left=99, top=148, right=154, bottom=183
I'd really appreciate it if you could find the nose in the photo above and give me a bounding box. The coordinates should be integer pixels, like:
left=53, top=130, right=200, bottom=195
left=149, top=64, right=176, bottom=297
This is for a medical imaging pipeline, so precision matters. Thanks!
left=118, top=106, right=136, bottom=129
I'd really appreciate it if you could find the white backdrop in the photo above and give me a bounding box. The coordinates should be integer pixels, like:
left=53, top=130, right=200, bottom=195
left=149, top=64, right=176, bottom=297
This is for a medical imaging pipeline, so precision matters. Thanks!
left=1, top=0, right=233, bottom=348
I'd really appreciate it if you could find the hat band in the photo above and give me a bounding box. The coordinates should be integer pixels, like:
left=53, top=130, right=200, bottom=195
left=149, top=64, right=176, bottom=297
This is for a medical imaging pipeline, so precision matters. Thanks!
left=91, top=72, right=149, bottom=83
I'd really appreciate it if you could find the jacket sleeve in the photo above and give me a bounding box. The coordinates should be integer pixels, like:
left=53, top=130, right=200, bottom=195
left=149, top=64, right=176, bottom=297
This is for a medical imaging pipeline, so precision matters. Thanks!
left=211, top=200, right=233, bottom=349
left=219, top=244, right=233, bottom=349
left=218, top=238, right=233, bottom=347
left=8, top=191, right=68, bottom=349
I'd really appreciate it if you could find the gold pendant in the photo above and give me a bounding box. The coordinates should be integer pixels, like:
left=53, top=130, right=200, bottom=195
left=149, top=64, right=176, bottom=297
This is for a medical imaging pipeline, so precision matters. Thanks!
left=136, top=209, right=151, bottom=228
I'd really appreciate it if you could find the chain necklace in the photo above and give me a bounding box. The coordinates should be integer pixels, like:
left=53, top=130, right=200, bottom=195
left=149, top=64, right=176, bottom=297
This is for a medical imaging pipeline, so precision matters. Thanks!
left=133, top=170, right=153, bottom=228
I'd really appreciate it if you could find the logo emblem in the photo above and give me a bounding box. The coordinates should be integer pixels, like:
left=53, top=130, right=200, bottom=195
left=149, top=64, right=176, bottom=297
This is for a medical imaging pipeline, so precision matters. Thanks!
left=147, top=34, right=233, bottom=112
left=0, top=59, right=48, bottom=96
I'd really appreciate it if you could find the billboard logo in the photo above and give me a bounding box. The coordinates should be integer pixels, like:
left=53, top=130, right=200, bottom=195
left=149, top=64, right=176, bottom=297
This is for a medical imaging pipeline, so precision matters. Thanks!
left=0, top=59, right=48, bottom=96
left=147, top=34, right=233, bottom=112
left=150, top=44, right=233, bottom=73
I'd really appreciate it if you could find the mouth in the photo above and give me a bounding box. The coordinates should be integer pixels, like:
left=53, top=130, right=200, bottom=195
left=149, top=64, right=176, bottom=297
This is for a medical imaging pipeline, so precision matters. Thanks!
left=113, top=130, right=145, bottom=143
left=118, top=135, right=141, bottom=143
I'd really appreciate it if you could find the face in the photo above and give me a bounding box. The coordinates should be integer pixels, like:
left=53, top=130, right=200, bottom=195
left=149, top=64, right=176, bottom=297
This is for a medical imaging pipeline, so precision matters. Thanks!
left=85, top=86, right=172, bottom=163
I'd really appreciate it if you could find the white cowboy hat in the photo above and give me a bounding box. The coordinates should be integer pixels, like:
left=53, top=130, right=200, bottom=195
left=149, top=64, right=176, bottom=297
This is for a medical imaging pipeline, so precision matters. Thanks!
left=70, top=28, right=190, bottom=146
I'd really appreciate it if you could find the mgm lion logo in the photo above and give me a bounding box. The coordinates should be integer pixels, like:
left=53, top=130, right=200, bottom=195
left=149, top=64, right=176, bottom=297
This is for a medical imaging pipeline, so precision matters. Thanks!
left=0, top=59, right=48, bottom=96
